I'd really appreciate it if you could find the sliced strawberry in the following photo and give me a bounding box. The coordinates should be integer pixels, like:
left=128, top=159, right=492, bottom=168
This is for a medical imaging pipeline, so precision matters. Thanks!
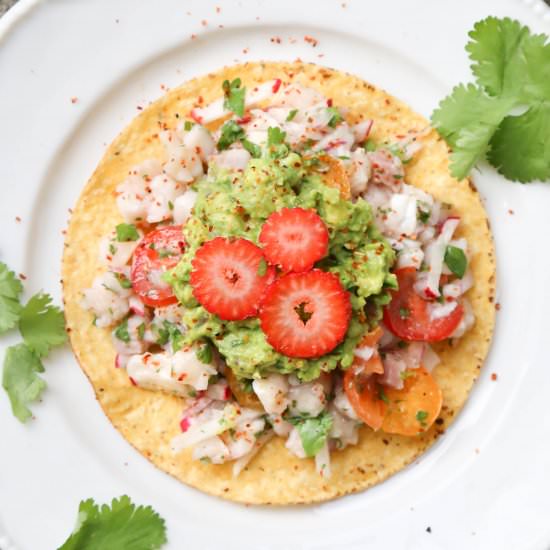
left=190, top=237, right=275, bottom=321
left=259, top=270, right=351, bottom=358
left=259, top=207, right=329, bottom=273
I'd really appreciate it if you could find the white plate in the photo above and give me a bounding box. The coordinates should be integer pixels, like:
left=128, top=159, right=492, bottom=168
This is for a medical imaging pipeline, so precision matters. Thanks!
left=1, top=1, right=550, bottom=549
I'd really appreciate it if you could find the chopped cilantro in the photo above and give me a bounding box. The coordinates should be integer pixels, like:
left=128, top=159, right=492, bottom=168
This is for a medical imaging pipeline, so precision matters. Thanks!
left=363, top=139, right=377, bottom=152
left=267, top=126, right=286, bottom=146
left=168, top=200, right=174, bottom=211
left=114, top=272, right=132, bottom=289
left=0, top=262, right=23, bottom=334
left=217, top=120, right=245, bottom=151
left=399, top=370, right=415, bottom=380
left=2, top=343, right=46, bottom=423
left=196, top=340, right=213, bottom=364
left=444, top=245, right=468, bottom=278
left=288, top=411, right=333, bottom=457
left=257, top=257, right=268, bottom=277
left=114, top=319, right=130, bottom=343
left=137, top=323, right=145, bottom=340
left=327, top=106, right=342, bottom=128
left=184, top=120, right=194, bottom=131
left=222, top=77, right=246, bottom=117
left=431, top=17, right=550, bottom=182
left=286, top=108, right=298, bottom=121
left=399, top=307, right=410, bottom=319
left=378, top=385, right=390, bottom=404
left=57, top=495, right=167, bottom=550
left=241, top=138, right=262, bottom=158
left=417, top=204, right=431, bottom=223
left=108, top=243, right=117, bottom=255
left=115, top=223, right=139, bottom=242
left=155, top=321, right=183, bottom=351
left=416, top=410, right=429, bottom=427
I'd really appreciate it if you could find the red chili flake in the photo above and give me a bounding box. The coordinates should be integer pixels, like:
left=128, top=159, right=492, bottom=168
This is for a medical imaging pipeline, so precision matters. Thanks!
left=215, top=6, right=221, bottom=13
left=191, top=33, right=197, bottom=40
left=137, top=105, right=143, bottom=111
left=491, top=373, right=498, bottom=381
left=242, top=48, right=249, bottom=54
left=326, top=98, right=333, bottom=107
left=70, top=97, right=78, bottom=104
left=129, top=377, right=137, bottom=386
left=19, top=273, right=27, bottom=280
left=180, top=417, right=191, bottom=432
left=304, top=35, right=318, bottom=47
left=197, top=95, right=204, bottom=105
left=61, top=229, right=67, bottom=235
left=201, top=19, right=208, bottom=26
left=270, top=36, right=282, bottom=44
left=508, top=209, right=514, bottom=215
left=15, top=216, right=21, bottom=223
left=495, top=302, right=501, bottom=311
left=272, top=78, right=282, bottom=93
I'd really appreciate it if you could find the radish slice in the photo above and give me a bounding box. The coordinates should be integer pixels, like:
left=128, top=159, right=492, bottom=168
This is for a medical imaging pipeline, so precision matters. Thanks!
left=232, top=432, right=273, bottom=477
left=414, top=217, right=460, bottom=299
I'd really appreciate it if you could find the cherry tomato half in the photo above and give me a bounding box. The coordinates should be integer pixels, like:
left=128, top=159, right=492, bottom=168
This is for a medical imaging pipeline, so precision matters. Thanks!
left=131, top=225, right=184, bottom=307
left=383, top=268, right=463, bottom=342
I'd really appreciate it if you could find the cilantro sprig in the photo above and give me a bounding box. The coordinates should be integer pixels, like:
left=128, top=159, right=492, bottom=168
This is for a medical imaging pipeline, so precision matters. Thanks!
left=431, top=17, right=550, bottom=182
left=0, top=261, right=67, bottom=422
left=58, top=495, right=167, bottom=550
left=222, top=77, right=246, bottom=117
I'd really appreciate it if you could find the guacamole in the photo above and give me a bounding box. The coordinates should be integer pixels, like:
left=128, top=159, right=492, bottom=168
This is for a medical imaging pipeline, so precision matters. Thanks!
left=169, top=151, right=396, bottom=381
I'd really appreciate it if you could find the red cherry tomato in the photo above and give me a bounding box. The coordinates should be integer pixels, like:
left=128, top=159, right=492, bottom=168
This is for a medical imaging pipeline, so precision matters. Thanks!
left=383, top=267, right=463, bottom=342
left=131, top=225, right=184, bottom=307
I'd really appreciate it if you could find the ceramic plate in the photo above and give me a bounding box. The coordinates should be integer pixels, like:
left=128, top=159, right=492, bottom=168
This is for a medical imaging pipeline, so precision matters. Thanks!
left=1, top=1, right=549, bottom=548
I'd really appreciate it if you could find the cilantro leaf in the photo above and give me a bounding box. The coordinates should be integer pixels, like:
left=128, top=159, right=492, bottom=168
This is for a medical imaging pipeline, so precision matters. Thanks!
left=327, top=107, right=342, bottom=128
left=416, top=410, right=428, bottom=427
left=267, top=126, right=286, bottom=146
left=196, top=340, right=213, bottom=364
left=432, top=17, right=550, bottom=182
left=0, top=262, right=23, bottom=334
left=289, top=411, right=333, bottom=457
left=488, top=103, right=550, bottom=182
left=222, top=78, right=246, bottom=117
left=241, top=138, right=262, bottom=158
left=431, top=83, right=513, bottom=178
left=2, top=343, right=46, bottom=423
left=217, top=120, right=245, bottom=151
left=114, top=319, right=130, bottom=343
left=115, top=223, right=139, bottom=242
left=467, top=17, right=550, bottom=102
left=286, top=108, right=298, bottom=121
left=444, top=245, right=468, bottom=278
left=58, top=495, right=167, bottom=550
left=19, top=293, right=67, bottom=357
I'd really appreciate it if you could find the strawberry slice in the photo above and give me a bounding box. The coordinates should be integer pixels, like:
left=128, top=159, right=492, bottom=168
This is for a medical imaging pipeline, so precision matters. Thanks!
left=259, top=270, right=351, bottom=358
left=259, top=207, right=329, bottom=272
left=190, top=237, right=275, bottom=321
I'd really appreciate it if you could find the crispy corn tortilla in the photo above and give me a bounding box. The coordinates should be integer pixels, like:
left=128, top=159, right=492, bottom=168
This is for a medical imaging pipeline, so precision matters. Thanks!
left=62, top=61, right=496, bottom=505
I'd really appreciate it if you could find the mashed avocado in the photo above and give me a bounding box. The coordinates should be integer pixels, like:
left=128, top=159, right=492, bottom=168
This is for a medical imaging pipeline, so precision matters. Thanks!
left=169, top=151, right=396, bottom=381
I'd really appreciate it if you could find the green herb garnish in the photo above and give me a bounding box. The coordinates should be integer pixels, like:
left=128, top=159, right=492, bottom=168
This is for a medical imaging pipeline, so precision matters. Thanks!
left=432, top=17, right=550, bottom=182
left=115, top=223, right=139, bottom=242
left=222, top=77, right=246, bottom=117
left=444, top=245, right=467, bottom=278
